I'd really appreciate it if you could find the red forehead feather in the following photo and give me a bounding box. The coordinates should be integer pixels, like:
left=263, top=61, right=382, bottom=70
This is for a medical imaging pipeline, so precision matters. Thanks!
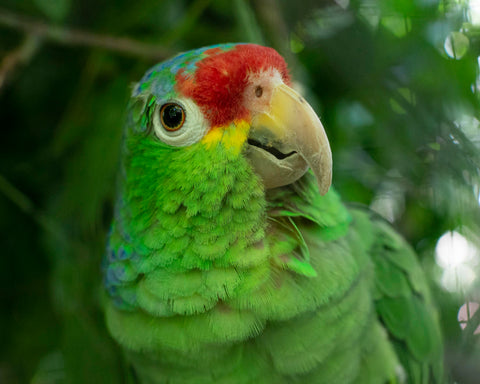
left=176, top=44, right=290, bottom=127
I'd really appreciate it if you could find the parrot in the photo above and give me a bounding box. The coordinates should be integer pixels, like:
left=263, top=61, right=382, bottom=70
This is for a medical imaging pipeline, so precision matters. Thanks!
left=103, top=43, right=444, bottom=384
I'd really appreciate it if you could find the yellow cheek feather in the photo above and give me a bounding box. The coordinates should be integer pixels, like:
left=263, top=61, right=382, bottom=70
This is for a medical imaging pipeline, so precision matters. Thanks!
left=201, top=120, right=250, bottom=155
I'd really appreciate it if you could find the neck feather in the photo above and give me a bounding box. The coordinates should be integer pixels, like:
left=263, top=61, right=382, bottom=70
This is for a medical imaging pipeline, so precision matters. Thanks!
left=116, top=125, right=268, bottom=272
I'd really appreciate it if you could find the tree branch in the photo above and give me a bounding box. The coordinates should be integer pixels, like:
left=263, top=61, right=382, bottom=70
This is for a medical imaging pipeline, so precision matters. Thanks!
left=0, top=8, right=171, bottom=60
left=0, top=173, right=70, bottom=245
left=0, top=33, right=41, bottom=90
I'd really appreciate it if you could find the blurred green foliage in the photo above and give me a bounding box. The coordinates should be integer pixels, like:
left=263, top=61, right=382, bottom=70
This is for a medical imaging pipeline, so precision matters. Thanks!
left=0, top=0, right=479, bottom=383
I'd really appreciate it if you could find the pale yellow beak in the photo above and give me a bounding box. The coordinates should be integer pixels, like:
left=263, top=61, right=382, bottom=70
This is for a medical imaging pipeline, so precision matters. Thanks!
left=247, top=83, right=332, bottom=195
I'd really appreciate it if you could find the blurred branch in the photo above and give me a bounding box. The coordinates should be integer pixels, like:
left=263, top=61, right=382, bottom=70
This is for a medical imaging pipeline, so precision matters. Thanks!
left=0, top=33, right=41, bottom=91
left=0, top=7, right=171, bottom=60
left=251, top=0, right=290, bottom=54
left=0, top=174, right=65, bottom=243
left=463, top=303, right=480, bottom=341
left=233, top=0, right=265, bottom=44
left=159, top=0, right=212, bottom=45
left=251, top=0, right=302, bottom=75
left=0, top=173, right=36, bottom=215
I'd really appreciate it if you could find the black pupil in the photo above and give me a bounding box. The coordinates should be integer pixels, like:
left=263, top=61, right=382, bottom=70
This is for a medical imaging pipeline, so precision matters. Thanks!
left=162, top=104, right=183, bottom=129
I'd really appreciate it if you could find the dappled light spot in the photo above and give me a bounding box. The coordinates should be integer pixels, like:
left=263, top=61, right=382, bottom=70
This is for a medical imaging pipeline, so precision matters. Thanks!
left=370, top=171, right=405, bottom=223
left=444, top=31, right=470, bottom=59
left=370, top=194, right=399, bottom=223
left=454, top=114, right=480, bottom=145
left=469, top=0, right=480, bottom=25
left=381, top=16, right=411, bottom=38
left=335, top=101, right=374, bottom=128
left=334, top=0, right=349, bottom=9
left=435, top=231, right=479, bottom=292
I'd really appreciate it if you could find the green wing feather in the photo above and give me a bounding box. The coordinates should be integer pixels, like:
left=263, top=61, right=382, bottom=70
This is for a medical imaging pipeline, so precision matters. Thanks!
left=262, top=173, right=398, bottom=384
left=265, top=172, right=444, bottom=383
left=350, top=208, right=445, bottom=383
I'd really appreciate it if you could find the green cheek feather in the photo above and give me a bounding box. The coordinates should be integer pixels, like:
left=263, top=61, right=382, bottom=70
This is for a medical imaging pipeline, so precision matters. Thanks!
left=103, top=43, right=444, bottom=384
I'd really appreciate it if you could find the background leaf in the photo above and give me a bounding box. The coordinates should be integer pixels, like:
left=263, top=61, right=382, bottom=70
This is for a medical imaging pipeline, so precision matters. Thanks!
left=33, top=0, right=71, bottom=22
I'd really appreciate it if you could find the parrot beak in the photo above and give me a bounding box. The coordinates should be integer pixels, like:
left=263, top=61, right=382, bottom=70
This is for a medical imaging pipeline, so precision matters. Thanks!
left=247, top=83, right=332, bottom=195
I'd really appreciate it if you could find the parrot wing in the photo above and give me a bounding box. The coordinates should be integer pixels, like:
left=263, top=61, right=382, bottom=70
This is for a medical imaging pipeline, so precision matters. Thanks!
left=350, top=207, right=445, bottom=384
left=266, top=172, right=444, bottom=383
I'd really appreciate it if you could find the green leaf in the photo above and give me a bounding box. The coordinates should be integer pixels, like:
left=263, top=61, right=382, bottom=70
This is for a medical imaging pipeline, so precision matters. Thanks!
left=381, top=16, right=411, bottom=37
left=33, top=0, right=71, bottom=22
left=444, top=31, right=470, bottom=59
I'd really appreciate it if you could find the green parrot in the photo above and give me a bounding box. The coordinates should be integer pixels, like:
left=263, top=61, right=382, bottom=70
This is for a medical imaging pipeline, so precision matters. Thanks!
left=103, top=43, right=444, bottom=384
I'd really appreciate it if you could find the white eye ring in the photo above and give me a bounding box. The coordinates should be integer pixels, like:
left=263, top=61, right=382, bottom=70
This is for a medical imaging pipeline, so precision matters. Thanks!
left=152, top=98, right=208, bottom=147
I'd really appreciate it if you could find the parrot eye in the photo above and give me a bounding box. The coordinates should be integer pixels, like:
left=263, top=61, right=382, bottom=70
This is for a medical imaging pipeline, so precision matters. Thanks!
left=151, top=98, right=208, bottom=147
left=255, top=86, right=263, bottom=98
left=160, top=103, right=185, bottom=131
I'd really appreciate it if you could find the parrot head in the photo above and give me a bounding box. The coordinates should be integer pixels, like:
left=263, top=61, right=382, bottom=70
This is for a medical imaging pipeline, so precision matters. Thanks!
left=127, top=43, right=332, bottom=197
left=112, top=43, right=333, bottom=271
